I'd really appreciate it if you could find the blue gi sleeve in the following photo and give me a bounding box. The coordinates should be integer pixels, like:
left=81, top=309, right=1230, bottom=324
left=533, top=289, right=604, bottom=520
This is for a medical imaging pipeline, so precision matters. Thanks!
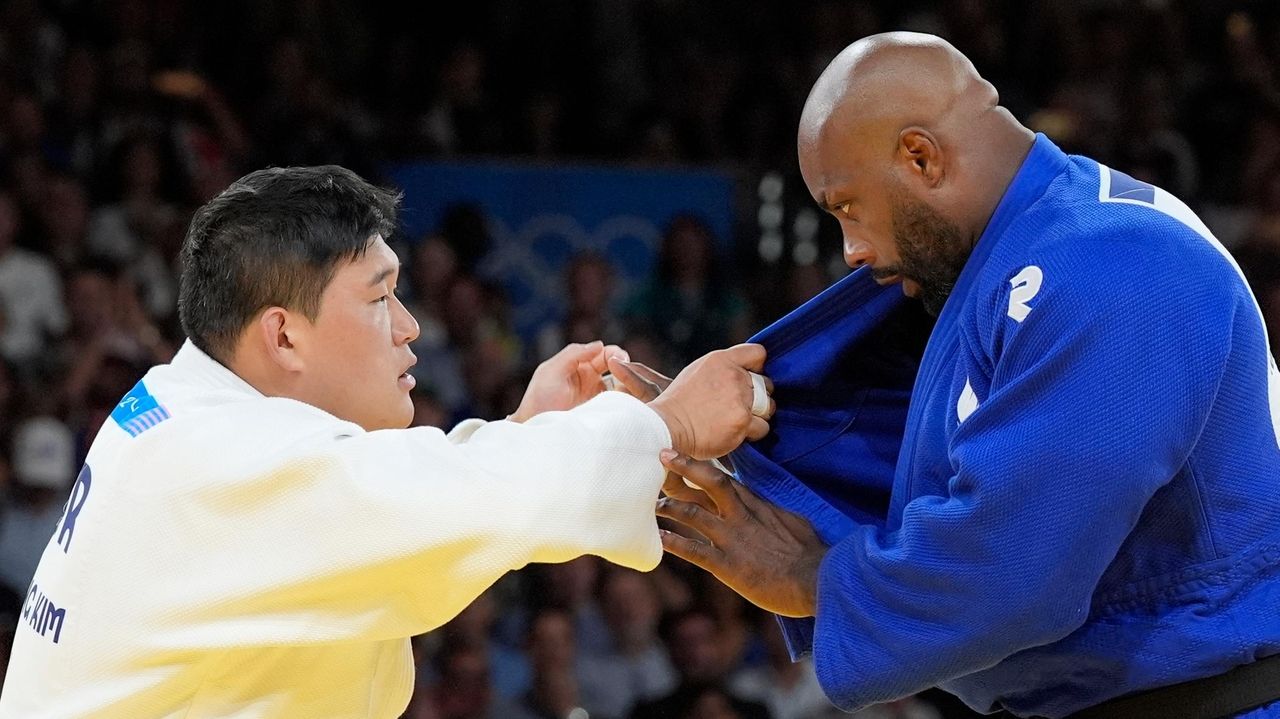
left=808, top=241, right=1236, bottom=710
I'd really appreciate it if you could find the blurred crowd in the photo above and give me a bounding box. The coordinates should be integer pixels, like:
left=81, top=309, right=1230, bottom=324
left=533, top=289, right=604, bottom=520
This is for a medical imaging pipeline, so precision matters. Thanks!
left=2, top=0, right=1280, bottom=717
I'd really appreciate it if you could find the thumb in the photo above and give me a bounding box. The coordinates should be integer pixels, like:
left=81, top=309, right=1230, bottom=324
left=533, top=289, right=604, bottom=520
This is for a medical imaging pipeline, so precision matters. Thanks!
left=607, top=356, right=661, bottom=401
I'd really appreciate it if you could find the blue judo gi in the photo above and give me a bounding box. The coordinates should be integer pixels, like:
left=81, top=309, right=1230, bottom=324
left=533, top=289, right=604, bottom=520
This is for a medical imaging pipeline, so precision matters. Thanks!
left=730, top=135, right=1280, bottom=718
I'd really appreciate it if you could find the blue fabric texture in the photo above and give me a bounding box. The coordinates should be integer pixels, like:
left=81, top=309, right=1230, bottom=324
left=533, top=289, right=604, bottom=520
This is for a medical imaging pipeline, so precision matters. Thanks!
left=733, top=135, right=1280, bottom=718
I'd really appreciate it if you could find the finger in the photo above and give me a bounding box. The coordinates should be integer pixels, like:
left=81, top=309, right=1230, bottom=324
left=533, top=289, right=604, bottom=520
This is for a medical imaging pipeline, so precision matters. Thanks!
left=725, top=343, right=767, bottom=372
left=749, top=372, right=772, bottom=418
left=659, top=528, right=725, bottom=574
left=746, top=416, right=770, bottom=442
left=656, top=497, right=730, bottom=545
left=587, top=344, right=629, bottom=375
left=775, top=506, right=824, bottom=545
left=661, top=471, right=718, bottom=512
left=761, top=374, right=775, bottom=394
left=661, top=453, right=743, bottom=520
left=625, top=361, right=674, bottom=390
left=728, top=480, right=789, bottom=533
left=574, top=361, right=607, bottom=398
left=607, top=356, right=662, bottom=401
left=552, top=341, right=604, bottom=366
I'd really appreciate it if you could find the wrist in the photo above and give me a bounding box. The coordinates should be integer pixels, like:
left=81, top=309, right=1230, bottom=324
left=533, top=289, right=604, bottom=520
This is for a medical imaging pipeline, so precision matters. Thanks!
left=647, top=398, right=688, bottom=454
left=794, top=554, right=821, bottom=617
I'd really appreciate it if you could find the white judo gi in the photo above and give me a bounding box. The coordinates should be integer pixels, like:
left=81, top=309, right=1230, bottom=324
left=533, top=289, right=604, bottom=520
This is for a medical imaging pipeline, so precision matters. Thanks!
left=0, top=340, right=671, bottom=717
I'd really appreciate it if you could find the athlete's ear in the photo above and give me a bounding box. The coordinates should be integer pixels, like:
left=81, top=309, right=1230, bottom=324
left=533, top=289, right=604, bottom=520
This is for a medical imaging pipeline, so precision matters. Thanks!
left=257, top=307, right=306, bottom=373
left=897, top=127, right=944, bottom=189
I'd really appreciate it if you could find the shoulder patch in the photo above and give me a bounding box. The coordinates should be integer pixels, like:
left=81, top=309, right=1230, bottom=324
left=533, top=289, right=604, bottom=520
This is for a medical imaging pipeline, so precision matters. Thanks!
left=1008, top=265, right=1043, bottom=322
left=111, top=380, right=171, bottom=437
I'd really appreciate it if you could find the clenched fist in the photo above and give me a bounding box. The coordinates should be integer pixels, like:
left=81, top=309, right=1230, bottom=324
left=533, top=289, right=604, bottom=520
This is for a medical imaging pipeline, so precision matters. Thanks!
left=631, top=344, right=774, bottom=460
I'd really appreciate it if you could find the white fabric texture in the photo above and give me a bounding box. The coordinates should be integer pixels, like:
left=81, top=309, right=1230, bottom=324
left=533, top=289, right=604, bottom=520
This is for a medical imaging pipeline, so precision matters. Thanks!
left=0, top=341, right=670, bottom=718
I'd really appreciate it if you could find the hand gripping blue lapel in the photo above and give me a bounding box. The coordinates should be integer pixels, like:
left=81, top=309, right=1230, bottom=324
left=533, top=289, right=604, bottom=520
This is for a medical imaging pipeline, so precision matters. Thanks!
left=728, top=267, right=930, bottom=545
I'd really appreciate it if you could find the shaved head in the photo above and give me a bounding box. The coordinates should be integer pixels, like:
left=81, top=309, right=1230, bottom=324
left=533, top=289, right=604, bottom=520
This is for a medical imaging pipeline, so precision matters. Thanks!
left=799, top=33, right=994, bottom=153
left=798, top=32, right=1033, bottom=315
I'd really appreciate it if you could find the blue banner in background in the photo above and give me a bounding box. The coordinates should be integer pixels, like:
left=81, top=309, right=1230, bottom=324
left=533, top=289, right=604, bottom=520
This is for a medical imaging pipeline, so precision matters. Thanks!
left=384, top=160, right=736, bottom=345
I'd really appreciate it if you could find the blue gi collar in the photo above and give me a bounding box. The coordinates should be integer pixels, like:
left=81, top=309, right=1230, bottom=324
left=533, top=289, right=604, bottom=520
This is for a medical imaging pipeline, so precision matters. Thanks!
left=729, top=134, right=1069, bottom=546
left=933, top=133, right=1069, bottom=328
left=728, top=270, right=929, bottom=544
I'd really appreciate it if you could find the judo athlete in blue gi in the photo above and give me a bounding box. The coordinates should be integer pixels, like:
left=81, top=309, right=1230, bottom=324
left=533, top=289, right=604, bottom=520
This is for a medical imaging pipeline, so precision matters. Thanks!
left=643, top=32, right=1280, bottom=719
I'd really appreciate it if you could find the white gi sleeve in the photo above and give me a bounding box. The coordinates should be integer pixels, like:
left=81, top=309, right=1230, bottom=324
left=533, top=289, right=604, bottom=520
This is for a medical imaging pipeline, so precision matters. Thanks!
left=114, top=391, right=670, bottom=645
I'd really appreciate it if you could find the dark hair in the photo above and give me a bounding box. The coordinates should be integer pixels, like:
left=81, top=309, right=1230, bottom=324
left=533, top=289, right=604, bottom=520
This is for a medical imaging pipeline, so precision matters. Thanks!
left=178, top=165, right=401, bottom=363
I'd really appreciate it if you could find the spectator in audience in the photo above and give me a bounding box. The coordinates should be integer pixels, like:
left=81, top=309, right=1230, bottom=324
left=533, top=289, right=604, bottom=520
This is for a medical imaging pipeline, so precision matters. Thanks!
left=35, top=172, right=90, bottom=271
left=536, top=251, right=626, bottom=362
left=630, top=607, right=770, bottom=719
left=437, top=588, right=531, bottom=701
left=585, top=568, right=678, bottom=718
left=0, top=190, right=67, bottom=366
left=406, top=238, right=470, bottom=419
left=728, top=613, right=835, bottom=719
left=703, top=577, right=765, bottom=677
left=509, top=609, right=590, bottom=719
left=43, top=46, right=102, bottom=180
left=51, top=258, right=171, bottom=415
left=0, top=417, right=75, bottom=610
left=86, top=134, right=180, bottom=265
left=526, top=557, right=613, bottom=657
left=425, top=639, right=522, bottom=719
left=625, top=215, right=750, bottom=366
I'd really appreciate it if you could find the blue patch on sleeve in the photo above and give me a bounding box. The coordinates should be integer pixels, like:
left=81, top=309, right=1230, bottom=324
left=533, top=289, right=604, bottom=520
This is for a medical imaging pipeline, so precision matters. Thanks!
left=1107, top=168, right=1156, bottom=204
left=111, top=380, right=171, bottom=437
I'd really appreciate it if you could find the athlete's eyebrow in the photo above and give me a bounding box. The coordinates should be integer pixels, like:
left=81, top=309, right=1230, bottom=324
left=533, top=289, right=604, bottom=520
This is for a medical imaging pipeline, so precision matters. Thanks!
left=367, top=264, right=399, bottom=287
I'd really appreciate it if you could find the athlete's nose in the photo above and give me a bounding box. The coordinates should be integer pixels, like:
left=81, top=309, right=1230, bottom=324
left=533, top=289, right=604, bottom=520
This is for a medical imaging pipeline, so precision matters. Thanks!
left=844, top=239, right=876, bottom=269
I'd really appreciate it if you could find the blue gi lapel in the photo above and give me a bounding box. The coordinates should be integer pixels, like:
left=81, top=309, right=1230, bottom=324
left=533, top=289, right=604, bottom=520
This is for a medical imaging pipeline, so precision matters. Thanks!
left=731, top=135, right=1069, bottom=544
left=728, top=268, right=929, bottom=545
left=889, top=134, right=1070, bottom=524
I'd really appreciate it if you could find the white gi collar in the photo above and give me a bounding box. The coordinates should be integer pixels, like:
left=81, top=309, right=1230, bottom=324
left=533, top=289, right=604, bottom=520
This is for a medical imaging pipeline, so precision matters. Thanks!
left=170, top=340, right=265, bottom=398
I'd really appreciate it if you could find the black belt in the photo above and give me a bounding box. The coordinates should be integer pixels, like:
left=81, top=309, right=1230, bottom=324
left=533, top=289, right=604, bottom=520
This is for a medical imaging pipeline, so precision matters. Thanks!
left=1066, top=653, right=1280, bottom=719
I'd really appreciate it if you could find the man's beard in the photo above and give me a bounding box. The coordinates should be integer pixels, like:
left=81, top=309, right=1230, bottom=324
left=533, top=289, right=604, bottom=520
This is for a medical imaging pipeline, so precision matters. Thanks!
left=878, top=190, right=973, bottom=317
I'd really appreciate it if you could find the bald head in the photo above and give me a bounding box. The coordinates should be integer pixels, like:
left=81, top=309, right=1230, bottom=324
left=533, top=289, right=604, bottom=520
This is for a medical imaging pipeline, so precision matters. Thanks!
left=797, top=32, right=1033, bottom=315
left=800, top=32, right=995, bottom=151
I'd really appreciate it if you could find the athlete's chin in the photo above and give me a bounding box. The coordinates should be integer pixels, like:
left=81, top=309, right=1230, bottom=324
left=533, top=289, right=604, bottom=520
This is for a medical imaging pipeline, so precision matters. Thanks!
left=361, top=398, right=416, bottom=431
left=901, top=278, right=921, bottom=297
left=394, top=398, right=415, bottom=429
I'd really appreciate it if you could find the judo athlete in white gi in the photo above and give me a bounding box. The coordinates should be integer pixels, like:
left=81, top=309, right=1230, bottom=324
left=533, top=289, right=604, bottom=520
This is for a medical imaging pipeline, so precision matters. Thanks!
left=0, top=165, right=774, bottom=718
left=652, top=33, right=1280, bottom=719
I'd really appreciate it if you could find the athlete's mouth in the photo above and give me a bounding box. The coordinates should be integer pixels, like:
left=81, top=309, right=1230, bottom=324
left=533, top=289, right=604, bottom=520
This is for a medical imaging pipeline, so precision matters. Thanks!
left=398, top=355, right=418, bottom=385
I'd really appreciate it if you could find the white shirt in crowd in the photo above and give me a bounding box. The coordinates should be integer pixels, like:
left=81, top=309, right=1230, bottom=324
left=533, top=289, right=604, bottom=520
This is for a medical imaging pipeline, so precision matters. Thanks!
left=0, top=247, right=67, bottom=364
